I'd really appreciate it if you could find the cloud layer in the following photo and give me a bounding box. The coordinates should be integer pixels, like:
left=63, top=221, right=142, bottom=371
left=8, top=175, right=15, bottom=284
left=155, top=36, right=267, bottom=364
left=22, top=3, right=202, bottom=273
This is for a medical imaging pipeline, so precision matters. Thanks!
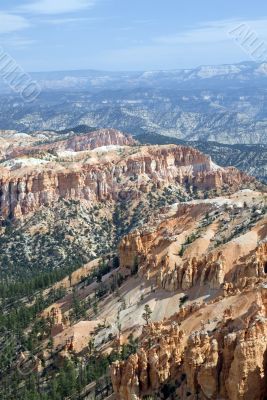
left=0, top=12, right=30, bottom=34
left=155, top=18, right=267, bottom=45
left=21, top=0, right=95, bottom=15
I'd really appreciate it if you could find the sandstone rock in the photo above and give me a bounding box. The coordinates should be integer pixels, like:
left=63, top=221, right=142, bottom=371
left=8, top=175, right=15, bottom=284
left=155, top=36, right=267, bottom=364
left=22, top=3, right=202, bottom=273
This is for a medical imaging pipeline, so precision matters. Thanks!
left=0, top=141, right=255, bottom=220
left=111, top=287, right=267, bottom=400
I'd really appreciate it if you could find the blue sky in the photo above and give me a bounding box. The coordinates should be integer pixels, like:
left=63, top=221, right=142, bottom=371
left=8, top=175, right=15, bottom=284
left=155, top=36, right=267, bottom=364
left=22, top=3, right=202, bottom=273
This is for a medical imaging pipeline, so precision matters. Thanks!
left=1, top=0, right=267, bottom=71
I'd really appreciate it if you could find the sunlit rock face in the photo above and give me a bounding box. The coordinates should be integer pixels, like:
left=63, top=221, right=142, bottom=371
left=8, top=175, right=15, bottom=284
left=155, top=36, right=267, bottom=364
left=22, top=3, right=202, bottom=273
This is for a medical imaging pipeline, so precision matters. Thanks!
left=111, top=288, right=267, bottom=400
left=0, top=129, right=256, bottom=220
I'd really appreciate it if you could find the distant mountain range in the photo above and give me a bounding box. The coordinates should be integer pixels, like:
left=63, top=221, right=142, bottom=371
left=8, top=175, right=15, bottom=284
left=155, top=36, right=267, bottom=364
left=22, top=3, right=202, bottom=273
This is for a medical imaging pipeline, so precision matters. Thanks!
left=1, top=61, right=267, bottom=146
left=20, top=61, right=267, bottom=91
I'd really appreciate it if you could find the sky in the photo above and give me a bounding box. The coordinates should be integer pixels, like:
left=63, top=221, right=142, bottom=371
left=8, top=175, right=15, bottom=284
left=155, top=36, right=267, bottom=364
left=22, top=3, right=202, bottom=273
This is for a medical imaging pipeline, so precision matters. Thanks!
left=1, top=0, right=267, bottom=71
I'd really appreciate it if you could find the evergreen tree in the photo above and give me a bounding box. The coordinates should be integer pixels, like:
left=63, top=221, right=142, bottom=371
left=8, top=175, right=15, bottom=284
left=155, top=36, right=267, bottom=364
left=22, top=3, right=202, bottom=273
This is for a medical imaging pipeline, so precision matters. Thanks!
left=142, top=305, right=152, bottom=325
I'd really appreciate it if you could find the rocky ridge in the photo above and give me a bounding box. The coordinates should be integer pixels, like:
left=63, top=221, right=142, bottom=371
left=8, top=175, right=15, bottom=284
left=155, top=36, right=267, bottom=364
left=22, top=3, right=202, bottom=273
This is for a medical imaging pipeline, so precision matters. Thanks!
left=0, top=128, right=266, bottom=400
left=5, top=128, right=137, bottom=160
left=0, top=130, right=257, bottom=220
left=111, top=240, right=267, bottom=400
left=108, top=180, right=267, bottom=400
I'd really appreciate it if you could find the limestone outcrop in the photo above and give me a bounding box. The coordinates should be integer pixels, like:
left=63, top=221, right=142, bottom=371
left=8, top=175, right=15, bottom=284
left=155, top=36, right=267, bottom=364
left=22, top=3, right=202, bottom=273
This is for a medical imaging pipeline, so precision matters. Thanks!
left=111, top=289, right=267, bottom=400
left=119, top=199, right=267, bottom=292
left=0, top=137, right=255, bottom=220
left=112, top=187, right=267, bottom=400
left=111, top=323, right=185, bottom=400
left=5, top=128, right=138, bottom=159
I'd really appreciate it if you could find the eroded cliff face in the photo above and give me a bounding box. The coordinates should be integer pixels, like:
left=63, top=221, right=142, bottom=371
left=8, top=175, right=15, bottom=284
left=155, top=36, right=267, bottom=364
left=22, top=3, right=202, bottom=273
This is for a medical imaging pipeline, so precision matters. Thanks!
left=0, top=128, right=266, bottom=400
left=119, top=196, right=267, bottom=289
left=111, top=323, right=185, bottom=400
left=0, top=138, right=256, bottom=220
left=112, top=188, right=267, bottom=400
left=183, top=307, right=267, bottom=400
left=111, top=286, right=267, bottom=400
left=4, top=128, right=138, bottom=159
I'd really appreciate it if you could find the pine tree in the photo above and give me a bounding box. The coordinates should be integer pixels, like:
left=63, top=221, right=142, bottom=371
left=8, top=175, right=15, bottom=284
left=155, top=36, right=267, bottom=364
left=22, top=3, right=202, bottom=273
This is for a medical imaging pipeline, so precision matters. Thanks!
left=142, top=305, right=152, bottom=325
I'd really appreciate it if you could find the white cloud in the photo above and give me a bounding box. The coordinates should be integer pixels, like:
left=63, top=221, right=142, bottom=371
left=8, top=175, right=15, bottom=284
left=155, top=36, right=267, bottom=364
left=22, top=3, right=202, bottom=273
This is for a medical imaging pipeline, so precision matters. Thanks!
left=21, top=0, right=95, bottom=15
left=155, top=18, right=267, bottom=45
left=1, top=36, right=36, bottom=49
left=0, top=12, right=30, bottom=34
left=43, top=16, right=103, bottom=25
left=99, top=18, right=267, bottom=70
left=44, top=17, right=90, bottom=25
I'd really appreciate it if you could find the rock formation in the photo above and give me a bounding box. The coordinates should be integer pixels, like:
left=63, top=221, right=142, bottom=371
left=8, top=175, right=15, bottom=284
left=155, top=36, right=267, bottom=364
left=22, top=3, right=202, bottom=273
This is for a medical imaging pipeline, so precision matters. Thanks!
left=0, top=135, right=256, bottom=220
left=4, top=128, right=138, bottom=159
left=0, top=128, right=266, bottom=400
left=111, top=288, right=267, bottom=400
left=111, top=178, right=267, bottom=400
left=119, top=198, right=267, bottom=291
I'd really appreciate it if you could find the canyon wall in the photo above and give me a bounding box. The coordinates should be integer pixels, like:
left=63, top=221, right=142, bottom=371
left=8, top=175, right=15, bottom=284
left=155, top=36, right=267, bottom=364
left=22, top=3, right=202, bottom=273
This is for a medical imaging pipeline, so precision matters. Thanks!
left=0, top=143, right=256, bottom=220
left=111, top=286, right=267, bottom=400
left=5, top=128, right=138, bottom=159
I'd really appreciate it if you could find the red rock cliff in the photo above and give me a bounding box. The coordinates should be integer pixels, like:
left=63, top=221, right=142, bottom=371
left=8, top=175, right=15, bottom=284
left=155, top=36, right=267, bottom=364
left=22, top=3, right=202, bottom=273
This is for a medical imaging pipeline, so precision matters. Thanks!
left=0, top=143, right=256, bottom=220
